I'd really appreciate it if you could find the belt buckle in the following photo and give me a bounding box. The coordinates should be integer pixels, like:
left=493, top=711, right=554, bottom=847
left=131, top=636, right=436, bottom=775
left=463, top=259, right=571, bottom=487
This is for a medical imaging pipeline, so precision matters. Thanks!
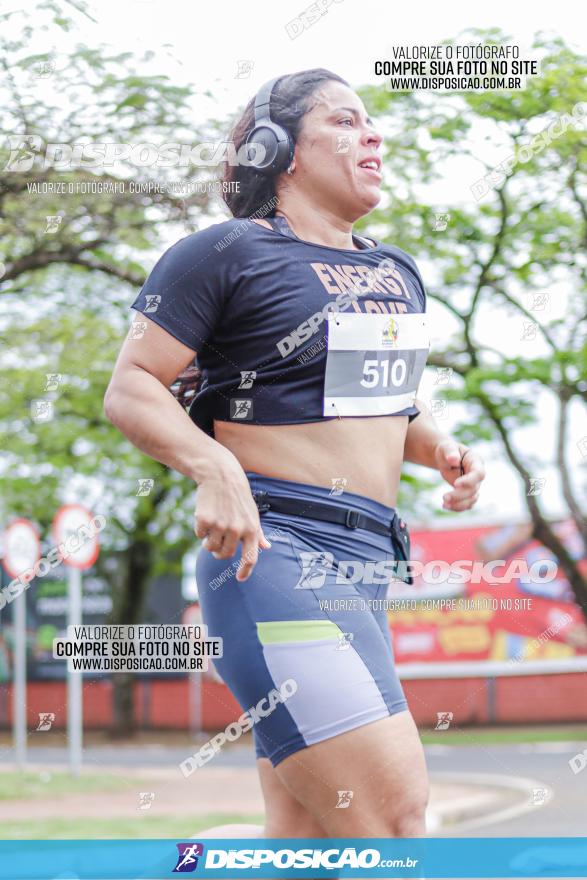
left=345, top=509, right=360, bottom=529
left=252, top=490, right=270, bottom=513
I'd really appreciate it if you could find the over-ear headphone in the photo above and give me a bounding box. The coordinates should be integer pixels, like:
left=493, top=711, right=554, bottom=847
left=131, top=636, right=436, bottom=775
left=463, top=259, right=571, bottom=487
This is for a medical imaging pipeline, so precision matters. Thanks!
left=244, top=77, right=295, bottom=176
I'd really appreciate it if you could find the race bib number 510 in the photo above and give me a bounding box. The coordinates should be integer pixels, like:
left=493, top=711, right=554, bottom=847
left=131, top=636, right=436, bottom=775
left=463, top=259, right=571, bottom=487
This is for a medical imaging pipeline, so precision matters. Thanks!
left=323, top=312, right=430, bottom=417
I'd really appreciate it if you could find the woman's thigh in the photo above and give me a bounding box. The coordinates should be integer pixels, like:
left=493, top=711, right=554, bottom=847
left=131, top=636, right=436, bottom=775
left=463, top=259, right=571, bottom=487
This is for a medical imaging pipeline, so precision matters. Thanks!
left=274, top=711, right=430, bottom=838
left=197, top=520, right=408, bottom=767
left=196, top=502, right=427, bottom=838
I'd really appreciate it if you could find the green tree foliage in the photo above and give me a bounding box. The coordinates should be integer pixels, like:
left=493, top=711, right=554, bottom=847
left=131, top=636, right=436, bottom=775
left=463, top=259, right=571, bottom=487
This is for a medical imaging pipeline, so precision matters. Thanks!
left=358, top=29, right=587, bottom=608
left=0, top=0, right=225, bottom=733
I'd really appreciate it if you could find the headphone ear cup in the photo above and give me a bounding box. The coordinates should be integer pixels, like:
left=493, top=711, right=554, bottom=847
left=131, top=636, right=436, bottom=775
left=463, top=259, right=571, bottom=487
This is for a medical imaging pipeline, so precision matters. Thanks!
left=244, top=122, right=293, bottom=176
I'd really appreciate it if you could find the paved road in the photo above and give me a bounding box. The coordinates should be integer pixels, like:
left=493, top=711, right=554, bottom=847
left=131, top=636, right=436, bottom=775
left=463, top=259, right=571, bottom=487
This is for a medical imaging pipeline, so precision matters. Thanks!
left=1, top=739, right=585, bottom=835
left=424, top=741, right=586, bottom=836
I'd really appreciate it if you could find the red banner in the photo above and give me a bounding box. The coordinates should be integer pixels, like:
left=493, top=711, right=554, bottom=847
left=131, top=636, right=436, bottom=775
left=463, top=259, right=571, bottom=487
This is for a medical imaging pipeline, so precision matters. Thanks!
left=389, top=519, right=587, bottom=663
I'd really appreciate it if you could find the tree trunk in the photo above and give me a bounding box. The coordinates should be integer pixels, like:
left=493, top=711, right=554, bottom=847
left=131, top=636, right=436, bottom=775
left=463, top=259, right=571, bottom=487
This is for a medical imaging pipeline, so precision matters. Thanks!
left=478, top=391, right=587, bottom=616
left=109, top=536, right=153, bottom=738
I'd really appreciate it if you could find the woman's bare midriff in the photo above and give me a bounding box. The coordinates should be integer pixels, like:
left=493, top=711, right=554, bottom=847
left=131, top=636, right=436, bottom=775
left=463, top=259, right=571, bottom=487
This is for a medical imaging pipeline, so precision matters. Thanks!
left=214, top=415, right=409, bottom=508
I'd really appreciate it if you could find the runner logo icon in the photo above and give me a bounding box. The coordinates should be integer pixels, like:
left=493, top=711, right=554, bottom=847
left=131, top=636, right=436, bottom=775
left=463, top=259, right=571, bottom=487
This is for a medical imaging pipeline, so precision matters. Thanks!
left=173, top=842, right=205, bottom=872
left=294, top=551, right=334, bottom=589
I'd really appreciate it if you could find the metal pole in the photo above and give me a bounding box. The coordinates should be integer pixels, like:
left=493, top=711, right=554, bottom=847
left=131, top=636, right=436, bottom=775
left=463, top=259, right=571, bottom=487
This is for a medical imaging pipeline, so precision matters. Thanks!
left=67, top=566, right=83, bottom=776
left=13, top=588, right=27, bottom=769
left=189, top=668, right=202, bottom=736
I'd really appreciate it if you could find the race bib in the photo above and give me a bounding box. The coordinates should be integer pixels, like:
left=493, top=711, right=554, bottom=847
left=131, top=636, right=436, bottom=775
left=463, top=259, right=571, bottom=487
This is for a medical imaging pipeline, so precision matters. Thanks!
left=323, top=312, right=430, bottom=416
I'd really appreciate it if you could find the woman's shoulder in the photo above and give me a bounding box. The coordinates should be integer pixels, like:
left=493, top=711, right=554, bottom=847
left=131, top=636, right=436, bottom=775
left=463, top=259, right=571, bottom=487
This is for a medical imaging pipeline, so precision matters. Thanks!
left=177, top=216, right=280, bottom=259
left=377, top=240, right=417, bottom=265
left=377, top=242, right=427, bottom=308
left=175, top=217, right=252, bottom=249
left=378, top=241, right=425, bottom=280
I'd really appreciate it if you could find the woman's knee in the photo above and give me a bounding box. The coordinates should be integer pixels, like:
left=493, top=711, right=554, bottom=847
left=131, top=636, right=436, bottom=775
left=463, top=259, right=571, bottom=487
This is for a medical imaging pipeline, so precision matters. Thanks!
left=265, top=809, right=327, bottom=839
left=389, top=802, right=428, bottom=837
left=381, top=780, right=430, bottom=837
left=319, top=769, right=430, bottom=838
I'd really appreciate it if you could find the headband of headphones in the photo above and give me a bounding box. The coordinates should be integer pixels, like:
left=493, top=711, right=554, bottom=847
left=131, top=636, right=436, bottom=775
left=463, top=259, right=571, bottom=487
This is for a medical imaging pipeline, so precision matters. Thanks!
left=245, top=76, right=294, bottom=176
left=253, top=76, right=281, bottom=124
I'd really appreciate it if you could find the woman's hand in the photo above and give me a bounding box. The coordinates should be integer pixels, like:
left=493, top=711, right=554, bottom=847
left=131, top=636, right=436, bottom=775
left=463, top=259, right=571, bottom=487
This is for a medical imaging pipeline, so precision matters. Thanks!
left=194, top=450, right=272, bottom=582
left=434, top=440, right=486, bottom=512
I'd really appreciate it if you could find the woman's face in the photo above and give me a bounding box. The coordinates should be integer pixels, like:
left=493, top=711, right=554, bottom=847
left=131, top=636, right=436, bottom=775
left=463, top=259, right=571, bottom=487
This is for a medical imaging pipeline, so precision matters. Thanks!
left=284, top=80, right=384, bottom=221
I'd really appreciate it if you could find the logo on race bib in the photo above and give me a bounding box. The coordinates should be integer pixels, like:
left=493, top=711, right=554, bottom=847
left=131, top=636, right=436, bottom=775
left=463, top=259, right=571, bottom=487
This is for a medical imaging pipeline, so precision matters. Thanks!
left=381, top=318, right=399, bottom=347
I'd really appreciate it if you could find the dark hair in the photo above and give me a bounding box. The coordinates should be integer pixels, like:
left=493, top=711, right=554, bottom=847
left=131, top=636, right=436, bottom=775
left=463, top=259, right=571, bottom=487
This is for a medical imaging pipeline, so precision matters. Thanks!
left=221, top=68, right=349, bottom=218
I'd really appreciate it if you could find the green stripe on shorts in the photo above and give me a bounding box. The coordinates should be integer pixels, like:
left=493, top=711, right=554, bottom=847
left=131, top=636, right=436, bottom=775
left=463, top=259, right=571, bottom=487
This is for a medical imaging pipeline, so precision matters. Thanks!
left=257, top=620, right=343, bottom=645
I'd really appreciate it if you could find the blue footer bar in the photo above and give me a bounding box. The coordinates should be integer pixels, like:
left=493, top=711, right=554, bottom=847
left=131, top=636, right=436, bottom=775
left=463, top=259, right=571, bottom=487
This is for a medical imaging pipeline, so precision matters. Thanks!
left=1, top=838, right=587, bottom=879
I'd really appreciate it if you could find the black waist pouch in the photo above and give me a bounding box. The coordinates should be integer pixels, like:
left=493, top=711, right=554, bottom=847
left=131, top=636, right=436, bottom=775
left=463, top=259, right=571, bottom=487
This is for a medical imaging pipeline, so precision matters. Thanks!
left=390, top=515, right=413, bottom=586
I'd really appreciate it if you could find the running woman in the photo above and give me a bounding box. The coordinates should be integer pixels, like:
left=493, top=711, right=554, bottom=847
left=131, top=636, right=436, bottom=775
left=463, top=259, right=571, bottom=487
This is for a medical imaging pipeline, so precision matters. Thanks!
left=105, top=68, right=486, bottom=838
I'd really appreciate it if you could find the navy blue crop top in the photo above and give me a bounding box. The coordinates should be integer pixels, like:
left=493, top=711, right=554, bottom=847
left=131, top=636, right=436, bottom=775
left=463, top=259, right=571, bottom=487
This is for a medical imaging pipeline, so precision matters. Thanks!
left=130, top=216, right=429, bottom=437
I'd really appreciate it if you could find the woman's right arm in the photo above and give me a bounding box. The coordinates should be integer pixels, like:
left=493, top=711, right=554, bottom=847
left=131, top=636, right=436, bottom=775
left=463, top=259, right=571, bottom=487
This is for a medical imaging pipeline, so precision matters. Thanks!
left=103, top=313, right=271, bottom=581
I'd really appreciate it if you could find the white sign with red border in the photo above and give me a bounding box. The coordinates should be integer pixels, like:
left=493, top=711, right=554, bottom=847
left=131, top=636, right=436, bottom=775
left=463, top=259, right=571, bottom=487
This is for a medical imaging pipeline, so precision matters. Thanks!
left=52, top=504, right=100, bottom=570
left=2, top=518, right=41, bottom=579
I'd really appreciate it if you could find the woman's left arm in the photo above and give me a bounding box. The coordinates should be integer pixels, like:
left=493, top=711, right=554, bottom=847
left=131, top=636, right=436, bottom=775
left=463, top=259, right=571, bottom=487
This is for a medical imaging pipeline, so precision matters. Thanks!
left=403, top=398, right=486, bottom=512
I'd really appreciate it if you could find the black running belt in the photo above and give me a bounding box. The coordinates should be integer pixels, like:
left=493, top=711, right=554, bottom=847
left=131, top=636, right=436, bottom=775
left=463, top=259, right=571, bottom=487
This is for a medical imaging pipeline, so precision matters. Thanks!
left=252, top=490, right=394, bottom=535
left=251, top=490, right=413, bottom=584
